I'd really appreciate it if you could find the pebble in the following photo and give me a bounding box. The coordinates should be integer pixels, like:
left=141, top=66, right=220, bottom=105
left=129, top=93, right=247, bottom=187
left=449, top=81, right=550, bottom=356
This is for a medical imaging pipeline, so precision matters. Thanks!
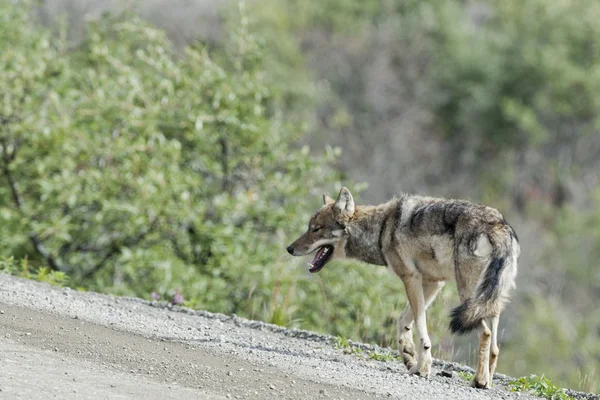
left=438, top=370, right=454, bottom=378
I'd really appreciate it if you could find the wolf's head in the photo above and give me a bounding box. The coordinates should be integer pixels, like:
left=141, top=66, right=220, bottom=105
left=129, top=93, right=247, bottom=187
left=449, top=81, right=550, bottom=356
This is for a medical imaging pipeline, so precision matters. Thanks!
left=286, top=187, right=355, bottom=273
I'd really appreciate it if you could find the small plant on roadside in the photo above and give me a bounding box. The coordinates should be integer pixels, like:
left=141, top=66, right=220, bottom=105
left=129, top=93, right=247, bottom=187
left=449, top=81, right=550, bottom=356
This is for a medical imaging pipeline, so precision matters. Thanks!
left=334, top=336, right=351, bottom=350
left=0, top=256, right=19, bottom=275
left=172, top=289, right=185, bottom=305
left=508, top=375, right=575, bottom=400
left=148, top=289, right=186, bottom=306
left=0, top=256, right=67, bottom=287
left=352, top=347, right=364, bottom=356
left=457, top=371, right=474, bottom=381
left=577, top=368, right=598, bottom=394
left=367, top=350, right=394, bottom=362
left=33, top=267, right=68, bottom=287
left=334, top=336, right=363, bottom=356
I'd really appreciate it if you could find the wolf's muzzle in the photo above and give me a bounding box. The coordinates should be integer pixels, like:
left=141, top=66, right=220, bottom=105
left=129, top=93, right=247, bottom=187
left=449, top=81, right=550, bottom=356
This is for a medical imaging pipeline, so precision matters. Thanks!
left=286, top=246, right=294, bottom=255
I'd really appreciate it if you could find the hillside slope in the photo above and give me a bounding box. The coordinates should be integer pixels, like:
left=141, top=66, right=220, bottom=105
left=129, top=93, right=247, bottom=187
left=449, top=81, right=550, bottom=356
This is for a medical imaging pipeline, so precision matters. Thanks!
left=0, top=274, right=560, bottom=400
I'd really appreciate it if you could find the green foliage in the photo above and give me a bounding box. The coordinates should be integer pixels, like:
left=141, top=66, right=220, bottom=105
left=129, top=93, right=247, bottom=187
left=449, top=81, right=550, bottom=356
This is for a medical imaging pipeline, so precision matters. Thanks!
left=509, top=375, right=575, bottom=400
left=430, top=0, right=600, bottom=153
left=334, top=336, right=351, bottom=350
left=0, top=1, right=429, bottom=355
left=334, top=337, right=363, bottom=356
left=275, top=0, right=383, bottom=34
left=500, top=193, right=600, bottom=395
left=0, top=0, right=339, bottom=323
left=457, top=371, right=474, bottom=382
left=367, top=350, right=395, bottom=363
left=0, top=256, right=67, bottom=287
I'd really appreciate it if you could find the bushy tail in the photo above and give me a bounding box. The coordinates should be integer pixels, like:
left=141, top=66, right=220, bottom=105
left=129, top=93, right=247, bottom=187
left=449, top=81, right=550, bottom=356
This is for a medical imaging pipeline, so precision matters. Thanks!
left=449, top=236, right=519, bottom=335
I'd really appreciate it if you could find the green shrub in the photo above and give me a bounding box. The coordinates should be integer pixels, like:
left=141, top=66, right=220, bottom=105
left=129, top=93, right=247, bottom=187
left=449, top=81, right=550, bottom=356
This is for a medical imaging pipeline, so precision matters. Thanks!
left=0, top=0, right=339, bottom=320
left=509, top=375, right=574, bottom=400
left=0, top=256, right=67, bottom=287
left=0, top=1, right=424, bottom=347
left=430, top=0, right=600, bottom=153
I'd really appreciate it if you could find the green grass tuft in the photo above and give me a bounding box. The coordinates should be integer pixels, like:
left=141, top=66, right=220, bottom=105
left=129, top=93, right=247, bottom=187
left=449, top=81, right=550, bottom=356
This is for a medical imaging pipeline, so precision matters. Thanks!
left=367, top=350, right=394, bottom=362
left=0, top=257, right=67, bottom=288
left=334, top=336, right=364, bottom=356
left=457, top=371, right=474, bottom=381
left=508, top=374, right=575, bottom=400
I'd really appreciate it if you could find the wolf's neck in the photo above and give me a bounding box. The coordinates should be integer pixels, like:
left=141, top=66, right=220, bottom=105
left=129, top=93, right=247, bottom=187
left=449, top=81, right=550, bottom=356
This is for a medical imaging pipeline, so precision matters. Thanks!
left=343, top=204, right=389, bottom=266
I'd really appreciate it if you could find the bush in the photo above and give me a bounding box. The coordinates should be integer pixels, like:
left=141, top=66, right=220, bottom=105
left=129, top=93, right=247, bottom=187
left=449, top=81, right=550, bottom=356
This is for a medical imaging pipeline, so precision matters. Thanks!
left=0, top=1, right=432, bottom=346
left=0, top=0, right=339, bottom=319
left=430, top=0, right=600, bottom=154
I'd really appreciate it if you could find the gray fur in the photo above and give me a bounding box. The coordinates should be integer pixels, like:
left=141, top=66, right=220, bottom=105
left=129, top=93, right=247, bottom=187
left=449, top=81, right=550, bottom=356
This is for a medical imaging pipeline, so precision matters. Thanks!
left=287, top=187, right=520, bottom=388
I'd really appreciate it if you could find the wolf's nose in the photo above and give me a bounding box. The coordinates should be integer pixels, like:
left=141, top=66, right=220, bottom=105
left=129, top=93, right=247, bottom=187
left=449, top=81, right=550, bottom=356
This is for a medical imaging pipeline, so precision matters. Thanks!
left=286, top=246, right=294, bottom=255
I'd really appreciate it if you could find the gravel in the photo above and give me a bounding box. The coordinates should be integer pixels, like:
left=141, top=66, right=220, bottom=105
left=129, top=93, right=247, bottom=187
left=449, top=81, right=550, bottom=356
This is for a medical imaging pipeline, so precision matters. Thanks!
left=0, top=274, right=595, bottom=400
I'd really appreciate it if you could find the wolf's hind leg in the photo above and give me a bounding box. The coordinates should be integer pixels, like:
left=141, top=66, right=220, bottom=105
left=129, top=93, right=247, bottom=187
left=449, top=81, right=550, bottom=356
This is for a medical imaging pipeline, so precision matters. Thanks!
left=488, top=314, right=500, bottom=381
left=473, top=319, right=492, bottom=389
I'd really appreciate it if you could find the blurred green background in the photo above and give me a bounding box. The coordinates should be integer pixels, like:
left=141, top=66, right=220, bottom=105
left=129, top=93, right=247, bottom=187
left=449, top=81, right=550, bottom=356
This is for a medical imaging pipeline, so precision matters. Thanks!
left=1, top=0, right=598, bottom=392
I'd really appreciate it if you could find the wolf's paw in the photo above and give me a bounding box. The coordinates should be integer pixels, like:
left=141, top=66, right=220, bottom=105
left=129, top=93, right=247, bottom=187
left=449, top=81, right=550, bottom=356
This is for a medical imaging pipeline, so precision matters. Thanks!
left=408, top=363, right=431, bottom=378
left=401, top=347, right=417, bottom=370
left=471, top=377, right=490, bottom=389
left=402, top=356, right=417, bottom=371
left=399, top=338, right=415, bottom=357
left=399, top=337, right=418, bottom=370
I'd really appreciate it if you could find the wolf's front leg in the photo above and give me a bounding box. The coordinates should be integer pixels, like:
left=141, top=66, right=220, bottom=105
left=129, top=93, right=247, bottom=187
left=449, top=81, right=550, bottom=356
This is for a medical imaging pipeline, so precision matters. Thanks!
left=397, top=304, right=417, bottom=370
left=402, top=273, right=432, bottom=378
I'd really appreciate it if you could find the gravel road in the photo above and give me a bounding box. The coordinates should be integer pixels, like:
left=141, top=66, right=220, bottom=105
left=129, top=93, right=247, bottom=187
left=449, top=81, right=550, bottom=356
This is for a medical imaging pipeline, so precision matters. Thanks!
left=0, top=274, right=581, bottom=399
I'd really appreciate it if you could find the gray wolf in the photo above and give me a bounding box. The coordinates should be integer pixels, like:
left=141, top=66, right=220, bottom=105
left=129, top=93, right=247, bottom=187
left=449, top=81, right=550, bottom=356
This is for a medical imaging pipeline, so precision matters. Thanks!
left=286, top=187, right=520, bottom=388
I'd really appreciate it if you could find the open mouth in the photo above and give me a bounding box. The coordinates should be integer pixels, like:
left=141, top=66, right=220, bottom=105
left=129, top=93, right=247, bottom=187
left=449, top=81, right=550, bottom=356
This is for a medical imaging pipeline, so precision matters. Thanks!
left=308, top=245, right=334, bottom=273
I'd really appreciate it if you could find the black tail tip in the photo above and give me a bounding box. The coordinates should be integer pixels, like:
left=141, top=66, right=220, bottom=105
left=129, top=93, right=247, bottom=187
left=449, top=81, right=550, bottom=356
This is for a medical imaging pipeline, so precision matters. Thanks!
left=449, top=301, right=480, bottom=335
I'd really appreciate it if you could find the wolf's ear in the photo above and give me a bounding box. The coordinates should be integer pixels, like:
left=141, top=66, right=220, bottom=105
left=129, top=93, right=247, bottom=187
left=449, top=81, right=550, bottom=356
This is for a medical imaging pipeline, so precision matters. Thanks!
left=334, top=187, right=355, bottom=216
left=323, top=194, right=335, bottom=206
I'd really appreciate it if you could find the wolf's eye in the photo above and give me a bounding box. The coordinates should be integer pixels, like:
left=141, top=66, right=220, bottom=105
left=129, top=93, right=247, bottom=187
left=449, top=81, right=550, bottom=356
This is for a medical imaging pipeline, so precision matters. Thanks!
left=311, top=226, right=322, bottom=233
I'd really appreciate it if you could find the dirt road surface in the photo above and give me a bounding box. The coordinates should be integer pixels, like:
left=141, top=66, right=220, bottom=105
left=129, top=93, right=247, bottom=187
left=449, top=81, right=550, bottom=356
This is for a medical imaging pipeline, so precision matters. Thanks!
left=0, top=274, right=543, bottom=399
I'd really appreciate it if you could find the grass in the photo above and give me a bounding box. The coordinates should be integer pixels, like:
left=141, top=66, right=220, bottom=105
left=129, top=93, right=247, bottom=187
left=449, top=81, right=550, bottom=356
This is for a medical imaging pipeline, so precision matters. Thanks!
left=334, top=336, right=351, bottom=350
left=334, top=336, right=364, bottom=356
left=577, top=369, right=598, bottom=394
left=0, top=256, right=68, bottom=288
left=457, top=371, right=474, bottom=381
left=509, top=375, right=575, bottom=400
left=367, top=350, right=395, bottom=362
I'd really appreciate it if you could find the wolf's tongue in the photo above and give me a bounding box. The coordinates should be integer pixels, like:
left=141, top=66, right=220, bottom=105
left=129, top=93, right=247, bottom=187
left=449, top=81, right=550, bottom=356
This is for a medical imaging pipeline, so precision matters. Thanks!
left=308, top=246, right=331, bottom=273
left=311, top=247, right=327, bottom=265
